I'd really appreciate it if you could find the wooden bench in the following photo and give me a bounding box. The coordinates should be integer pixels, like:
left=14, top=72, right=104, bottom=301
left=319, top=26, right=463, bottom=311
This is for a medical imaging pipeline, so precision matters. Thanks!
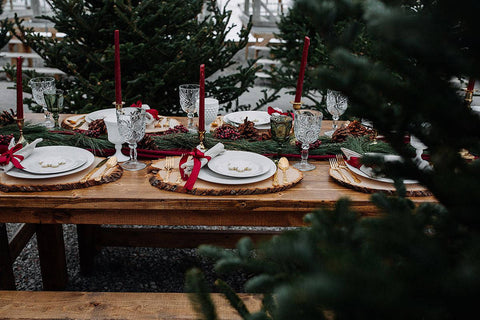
left=0, top=291, right=261, bottom=320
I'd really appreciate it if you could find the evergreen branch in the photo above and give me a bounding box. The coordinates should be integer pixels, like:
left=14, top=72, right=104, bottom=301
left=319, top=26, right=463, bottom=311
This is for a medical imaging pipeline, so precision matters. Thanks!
left=185, top=268, right=218, bottom=320
left=214, top=279, right=251, bottom=319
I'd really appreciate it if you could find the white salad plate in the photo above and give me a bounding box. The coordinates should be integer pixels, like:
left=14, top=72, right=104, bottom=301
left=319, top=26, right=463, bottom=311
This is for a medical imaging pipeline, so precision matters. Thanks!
left=20, top=147, right=87, bottom=174
left=6, top=146, right=95, bottom=179
left=224, top=111, right=271, bottom=126
left=344, top=162, right=418, bottom=184
left=199, top=151, right=276, bottom=185
left=207, top=151, right=271, bottom=178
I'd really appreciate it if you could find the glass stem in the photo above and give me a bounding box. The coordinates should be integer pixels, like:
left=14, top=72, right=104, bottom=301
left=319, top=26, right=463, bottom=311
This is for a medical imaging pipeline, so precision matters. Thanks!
left=129, top=143, right=137, bottom=162
left=53, top=113, right=59, bottom=128
left=332, top=116, right=339, bottom=130
left=301, top=144, right=310, bottom=165
left=187, top=112, right=194, bottom=130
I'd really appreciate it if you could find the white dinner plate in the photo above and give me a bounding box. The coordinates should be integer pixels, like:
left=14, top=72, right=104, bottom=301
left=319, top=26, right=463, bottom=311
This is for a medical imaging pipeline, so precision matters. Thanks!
left=199, top=153, right=276, bottom=185
left=344, top=161, right=418, bottom=184
left=21, top=150, right=87, bottom=174
left=224, top=111, right=271, bottom=126
left=207, top=151, right=271, bottom=178
left=85, top=108, right=116, bottom=123
left=223, top=114, right=270, bottom=130
left=6, top=147, right=95, bottom=179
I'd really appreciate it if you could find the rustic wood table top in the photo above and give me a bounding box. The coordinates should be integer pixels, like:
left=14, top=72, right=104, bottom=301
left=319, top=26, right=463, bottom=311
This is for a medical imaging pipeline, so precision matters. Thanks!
left=0, top=114, right=435, bottom=227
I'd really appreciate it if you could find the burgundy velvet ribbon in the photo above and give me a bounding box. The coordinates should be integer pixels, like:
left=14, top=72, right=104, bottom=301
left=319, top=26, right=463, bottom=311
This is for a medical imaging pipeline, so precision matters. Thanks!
left=178, top=149, right=211, bottom=191
left=0, top=144, right=25, bottom=169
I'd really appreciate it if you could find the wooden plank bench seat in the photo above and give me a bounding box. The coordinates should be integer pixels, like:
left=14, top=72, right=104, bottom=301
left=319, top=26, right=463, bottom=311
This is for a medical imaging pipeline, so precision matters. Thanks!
left=0, top=291, right=261, bottom=320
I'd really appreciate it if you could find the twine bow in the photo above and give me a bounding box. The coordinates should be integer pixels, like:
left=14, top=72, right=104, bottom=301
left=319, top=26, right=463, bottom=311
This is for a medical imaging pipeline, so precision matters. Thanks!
left=179, top=149, right=211, bottom=190
left=0, top=144, right=25, bottom=169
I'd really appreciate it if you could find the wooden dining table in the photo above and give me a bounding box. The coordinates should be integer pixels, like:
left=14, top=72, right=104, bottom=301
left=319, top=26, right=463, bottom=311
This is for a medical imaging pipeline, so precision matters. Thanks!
left=0, top=114, right=435, bottom=290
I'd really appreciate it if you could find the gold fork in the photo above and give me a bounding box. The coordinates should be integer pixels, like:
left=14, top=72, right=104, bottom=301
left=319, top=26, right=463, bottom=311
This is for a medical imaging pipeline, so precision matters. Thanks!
left=164, top=157, right=174, bottom=182
left=329, top=158, right=351, bottom=183
left=336, top=154, right=361, bottom=183
left=174, top=156, right=183, bottom=184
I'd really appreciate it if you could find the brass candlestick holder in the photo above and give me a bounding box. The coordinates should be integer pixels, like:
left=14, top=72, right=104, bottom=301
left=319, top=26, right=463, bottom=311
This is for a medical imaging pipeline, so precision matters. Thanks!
left=291, top=101, right=303, bottom=111
left=198, top=130, right=206, bottom=151
left=464, top=89, right=473, bottom=108
left=112, top=101, right=125, bottom=110
left=15, top=117, right=27, bottom=145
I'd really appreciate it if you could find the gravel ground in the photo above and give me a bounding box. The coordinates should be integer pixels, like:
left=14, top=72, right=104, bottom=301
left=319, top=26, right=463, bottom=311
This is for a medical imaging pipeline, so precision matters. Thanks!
left=6, top=223, right=269, bottom=292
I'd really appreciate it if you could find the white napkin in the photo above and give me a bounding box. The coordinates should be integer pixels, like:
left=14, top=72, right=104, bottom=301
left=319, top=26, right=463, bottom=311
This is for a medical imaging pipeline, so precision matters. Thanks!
left=180, top=142, right=225, bottom=176
left=0, top=138, right=43, bottom=172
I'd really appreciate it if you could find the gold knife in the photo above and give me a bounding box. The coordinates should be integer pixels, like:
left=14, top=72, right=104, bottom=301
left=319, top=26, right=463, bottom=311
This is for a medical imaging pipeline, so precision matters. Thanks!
left=80, top=158, right=109, bottom=183
left=95, top=156, right=118, bottom=182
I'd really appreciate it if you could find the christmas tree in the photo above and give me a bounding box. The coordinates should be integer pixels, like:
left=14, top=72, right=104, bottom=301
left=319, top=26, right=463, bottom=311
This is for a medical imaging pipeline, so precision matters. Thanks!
left=0, top=4, right=13, bottom=49
left=186, top=0, right=480, bottom=319
left=8, top=0, right=257, bottom=114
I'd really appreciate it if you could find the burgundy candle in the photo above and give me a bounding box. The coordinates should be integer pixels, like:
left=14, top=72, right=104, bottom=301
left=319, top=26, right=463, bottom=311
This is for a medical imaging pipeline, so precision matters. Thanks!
left=467, top=78, right=475, bottom=92
left=114, top=30, right=122, bottom=105
left=199, top=64, right=205, bottom=132
left=16, top=56, right=23, bottom=119
left=294, top=36, right=310, bottom=103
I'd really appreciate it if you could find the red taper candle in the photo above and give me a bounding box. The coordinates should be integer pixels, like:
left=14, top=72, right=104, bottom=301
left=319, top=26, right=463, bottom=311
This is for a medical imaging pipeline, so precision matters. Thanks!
left=16, top=56, right=23, bottom=119
left=114, top=30, right=122, bottom=104
left=199, top=64, right=205, bottom=132
left=294, top=36, right=310, bottom=103
left=467, top=78, right=475, bottom=92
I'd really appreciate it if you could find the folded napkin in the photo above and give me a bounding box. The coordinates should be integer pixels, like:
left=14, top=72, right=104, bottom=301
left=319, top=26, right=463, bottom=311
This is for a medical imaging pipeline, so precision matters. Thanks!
left=179, top=143, right=225, bottom=190
left=0, top=138, right=43, bottom=172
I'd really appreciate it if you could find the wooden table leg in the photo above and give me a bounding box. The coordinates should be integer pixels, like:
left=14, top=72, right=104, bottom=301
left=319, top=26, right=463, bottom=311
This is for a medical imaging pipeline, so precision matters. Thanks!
left=0, top=223, right=16, bottom=290
left=36, top=224, right=68, bottom=291
left=77, top=224, right=99, bottom=276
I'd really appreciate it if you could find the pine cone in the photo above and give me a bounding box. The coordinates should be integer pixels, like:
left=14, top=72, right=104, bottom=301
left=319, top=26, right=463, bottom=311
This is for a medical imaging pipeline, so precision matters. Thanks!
left=237, top=118, right=258, bottom=139
left=88, top=119, right=107, bottom=134
left=138, top=135, right=158, bottom=150
left=331, top=120, right=374, bottom=142
left=0, top=109, right=16, bottom=127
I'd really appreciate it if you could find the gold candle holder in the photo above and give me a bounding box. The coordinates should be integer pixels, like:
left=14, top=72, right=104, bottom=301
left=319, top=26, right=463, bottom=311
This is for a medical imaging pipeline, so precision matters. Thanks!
left=15, top=117, right=27, bottom=145
left=464, top=89, right=473, bottom=108
left=112, top=101, right=125, bottom=110
left=198, top=130, right=206, bottom=151
left=291, top=101, right=303, bottom=111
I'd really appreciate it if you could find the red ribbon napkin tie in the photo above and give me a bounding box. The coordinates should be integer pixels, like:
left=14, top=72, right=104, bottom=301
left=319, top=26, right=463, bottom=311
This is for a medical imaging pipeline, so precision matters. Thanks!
left=130, top=100, right=160, bottom=120
left=179, top=149, right=211, bottom=190
left=0, top=144, right=25, bottom=169
left=346, top=156, right=362, bottom=169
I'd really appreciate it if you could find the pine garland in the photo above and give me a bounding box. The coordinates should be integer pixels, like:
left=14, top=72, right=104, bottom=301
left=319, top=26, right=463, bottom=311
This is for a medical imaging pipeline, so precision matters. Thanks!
left=1, top=122, right=393, bottom=157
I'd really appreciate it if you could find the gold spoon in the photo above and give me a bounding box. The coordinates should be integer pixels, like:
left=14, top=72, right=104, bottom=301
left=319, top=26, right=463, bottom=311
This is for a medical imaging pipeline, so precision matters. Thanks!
left=278, top=157, right=289, bottom=185
left=95, top=156, right=118, bottom=181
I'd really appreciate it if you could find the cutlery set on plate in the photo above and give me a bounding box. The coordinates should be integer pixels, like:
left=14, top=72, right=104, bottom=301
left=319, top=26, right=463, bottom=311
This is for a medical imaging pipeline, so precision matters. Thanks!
left=329, top=154, right=362, bottom=184
left=157, top=156, right=183, bottom=184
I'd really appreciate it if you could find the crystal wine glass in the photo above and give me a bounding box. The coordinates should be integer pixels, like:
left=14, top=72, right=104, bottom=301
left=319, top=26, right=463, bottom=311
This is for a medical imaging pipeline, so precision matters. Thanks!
left=116, top=107, right=147, bottom=171
left=325, top=90, right=348, bottom=137
left=43, top=89, right=64, bottom=129
left=293, top=109, right=322, bottom=171
left=179, top=84, right=200, bottom=132
left=29, top=77, right=56, bottom=128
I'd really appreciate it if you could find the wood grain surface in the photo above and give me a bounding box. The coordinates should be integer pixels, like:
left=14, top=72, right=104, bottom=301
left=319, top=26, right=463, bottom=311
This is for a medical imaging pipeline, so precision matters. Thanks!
left=0, top=291, right=261, bottom=320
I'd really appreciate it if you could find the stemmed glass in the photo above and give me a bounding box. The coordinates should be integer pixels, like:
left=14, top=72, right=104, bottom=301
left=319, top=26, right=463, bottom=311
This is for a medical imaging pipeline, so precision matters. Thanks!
left=325, top=90, right=348, bottom=137
left=43, top=89, right=64, bottom=129
left=270, top=114, right=293, bottom=156
left=293, top=110, right=323, bottom=171
left=179, top=84, right=200, bottom=132
left=29, top=77, right=56, bottom=128
left=104, top=117, right=130, bottom=163
left=116, top=107, right=147, bottom=171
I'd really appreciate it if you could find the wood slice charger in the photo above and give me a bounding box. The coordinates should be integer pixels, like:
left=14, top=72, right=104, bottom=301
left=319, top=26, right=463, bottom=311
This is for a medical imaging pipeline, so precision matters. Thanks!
left=329, top=167, right=432, bottom=197
left=0, top=157, right=122, bottom=192
left=149, top=156, right=303, bottom=196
